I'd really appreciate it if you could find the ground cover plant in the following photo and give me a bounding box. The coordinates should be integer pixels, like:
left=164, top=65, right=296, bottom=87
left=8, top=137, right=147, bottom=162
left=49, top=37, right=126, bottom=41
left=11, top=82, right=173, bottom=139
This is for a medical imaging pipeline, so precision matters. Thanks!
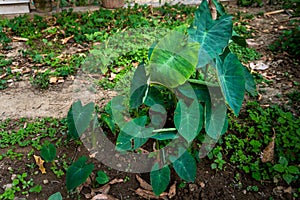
left=0, top=1, right=299, bottom=200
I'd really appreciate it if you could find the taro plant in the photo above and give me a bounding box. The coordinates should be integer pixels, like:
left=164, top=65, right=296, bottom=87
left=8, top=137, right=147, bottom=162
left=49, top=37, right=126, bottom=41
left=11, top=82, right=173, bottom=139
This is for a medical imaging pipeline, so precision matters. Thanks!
left=66, top=156, right=94, bottom=191
left=67, top=0, right=256, bottom=196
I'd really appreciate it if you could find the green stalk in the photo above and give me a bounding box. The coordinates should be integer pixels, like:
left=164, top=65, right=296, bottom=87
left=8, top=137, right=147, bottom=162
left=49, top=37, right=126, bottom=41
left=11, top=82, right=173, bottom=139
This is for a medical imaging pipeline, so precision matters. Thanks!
left=188, top=78, right=219, bottom=87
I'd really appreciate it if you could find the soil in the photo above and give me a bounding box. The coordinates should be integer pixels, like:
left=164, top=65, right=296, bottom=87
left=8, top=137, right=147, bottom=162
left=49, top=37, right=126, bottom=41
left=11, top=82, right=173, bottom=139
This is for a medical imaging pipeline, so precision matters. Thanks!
left=0, top=2, right=299, bottom=200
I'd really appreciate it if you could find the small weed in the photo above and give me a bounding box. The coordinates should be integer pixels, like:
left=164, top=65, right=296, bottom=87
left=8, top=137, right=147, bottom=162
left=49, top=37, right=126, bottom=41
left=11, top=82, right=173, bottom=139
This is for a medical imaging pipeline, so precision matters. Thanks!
left=229, top=42, right=261, bottom=64
left=30, top=71, right=50, bottom=89
left=246, top=185, right=259, bottom=192
left=207, top=146, right=226, bottom=170
left=0, top=172, right=35, bottom=200
left=269, top=22, right=300, bottom=59
left=124, top=176, right=130, bottom=183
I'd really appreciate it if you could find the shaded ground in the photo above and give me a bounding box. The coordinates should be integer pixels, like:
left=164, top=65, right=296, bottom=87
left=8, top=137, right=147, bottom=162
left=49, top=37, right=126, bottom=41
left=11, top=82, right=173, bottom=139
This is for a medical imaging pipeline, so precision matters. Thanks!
left=0, top=2, right=299, bottom=200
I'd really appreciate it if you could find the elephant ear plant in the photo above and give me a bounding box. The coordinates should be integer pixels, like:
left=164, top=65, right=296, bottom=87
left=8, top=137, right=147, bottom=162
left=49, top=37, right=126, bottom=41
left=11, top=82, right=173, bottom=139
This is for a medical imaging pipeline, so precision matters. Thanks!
left=67, top=0, right=256, bottom=196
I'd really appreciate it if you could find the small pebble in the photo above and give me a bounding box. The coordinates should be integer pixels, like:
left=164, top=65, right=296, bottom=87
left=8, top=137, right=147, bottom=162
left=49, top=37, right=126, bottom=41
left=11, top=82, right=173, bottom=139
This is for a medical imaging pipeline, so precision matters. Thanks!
left=43, top=179, right=49, bottom=184
left=11, top=174, right=16, bottom=180
left=3, top=183, right=13, bottom=190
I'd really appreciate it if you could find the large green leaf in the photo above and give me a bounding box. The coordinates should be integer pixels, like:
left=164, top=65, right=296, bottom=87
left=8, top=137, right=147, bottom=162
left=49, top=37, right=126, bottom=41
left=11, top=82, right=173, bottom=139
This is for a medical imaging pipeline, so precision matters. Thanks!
left=170, top=151, right=196, bottom=182
left=188, top=0, right=232, bottom=68
left=243, top=66, right=257, bottom=96
left=66, top=156, right=94, bottom=191
left=129, top=64, right=149, bottom=109
left=150, top=163, right=170, bottom=196
left=174, top=100, right=203, bottom=143
left=176, top=83, right=211, bottom=103
left=147, top=31, right=199, bottom=88
left=116, top=116, right=154, bottom=151
left=216, top=53, right=245, bottom=115
left=67, top=100, right=94, bottom=139
left=148, top=104, right=167, bottom=129
left=212, top=0, right=226, bottom=16
left=144, top=86, right=165, bottom=107
left=40, top=141, right=56, bottom=162
left=205, top=102, right=228, bottom=139
left=48, top=192, right=62, bottom=200
left=232, top=30, right=247, bottom=47
left=110, top=96, right=128, bottom=128
left=150, top=131, right=179, bottom=140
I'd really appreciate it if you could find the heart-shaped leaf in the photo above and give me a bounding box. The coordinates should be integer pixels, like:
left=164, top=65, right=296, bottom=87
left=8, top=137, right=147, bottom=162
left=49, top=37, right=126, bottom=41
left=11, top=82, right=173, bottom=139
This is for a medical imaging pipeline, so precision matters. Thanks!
left=205, top=101, right=228, bottom=139
left=67, top=100, right=94, bottom=139
left=129, top=64, right=149, bottom=109
left=40, top=141, right=56, bottom=162
left=243, top=66, right=257, bottom=96
left=216, top=53, right=245, bottom=115
left=66, top=156, right=94, bottom=191
left=147, top=31, right=199, bottom=88
left=188, top=0, right=232, bottom=68
left=116, top=116, right=154, bottom=151
left=48, top=192, right=62, bottom=200
left=170, top=151, right=196, bottom=182
left=96, top=170, right=109, bottom=185
left=150, top=163, right=170, bottom=196
left=176, top=83, right=211, bottom=103
left=174, top=100, right=203, bottom=143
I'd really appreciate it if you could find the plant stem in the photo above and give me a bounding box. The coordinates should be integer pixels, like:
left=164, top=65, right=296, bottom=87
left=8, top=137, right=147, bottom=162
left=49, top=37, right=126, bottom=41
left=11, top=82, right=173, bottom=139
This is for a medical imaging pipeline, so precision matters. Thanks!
left=188, top=79, right=219, bottom=87
left=153, top=128, right=177, bottom=133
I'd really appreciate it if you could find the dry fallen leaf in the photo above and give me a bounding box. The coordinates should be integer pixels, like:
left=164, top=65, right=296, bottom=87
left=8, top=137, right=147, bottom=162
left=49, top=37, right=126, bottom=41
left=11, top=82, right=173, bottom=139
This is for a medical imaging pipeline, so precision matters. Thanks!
left=136, top=175, right=152, bottom=191
left=108, top=72, right=117, bottom=81
left=61, top=35, right=74, bottom=44
left=33, top=155, right=46, bottom=174
left=261, top=130, right=276, bottom=163
left=91, top=194, right=118, bottom=200
left=108, top=178, right=123, bottom=185
left=49, top=77, right=58, bottom=84
left=135, top=188, right=168, bottom=200
left=249, top=60, right=269, bottom=70
left=12, top=36, right=29, bottom=42
left=283, top=186, right=292, bottom=194
left=89, top=151, right=98, bottom=158
left=91, top=184, right=111, bottom=197
left=168, top=182, right=176, bottom=199
left=135, top=188, right=160, bottom=199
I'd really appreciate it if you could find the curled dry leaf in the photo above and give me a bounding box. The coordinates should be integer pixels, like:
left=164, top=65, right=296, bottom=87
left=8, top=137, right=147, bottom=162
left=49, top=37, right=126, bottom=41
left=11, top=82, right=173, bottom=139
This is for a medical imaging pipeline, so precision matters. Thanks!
left=91, top=184, right=111, bottom=197
left=283, top=186, right=292, bottom=194
left=49, top=77, right=58, bottom=84
left=108, top=72, right=117, bottom=81
left=89, top=151, right=98, bottom=158
left=12, top=36, right=28, bottom=42
left=33, top=155, right=46, bottom=174
left=61, top=35, right=74, bottom=44
left=261, top=130, right=276, bottom=163
left=108, top=178, right=123, bottom=185
left=136, top=175, right=152, bottom=191
left=168, top=182, right=177, bottom=199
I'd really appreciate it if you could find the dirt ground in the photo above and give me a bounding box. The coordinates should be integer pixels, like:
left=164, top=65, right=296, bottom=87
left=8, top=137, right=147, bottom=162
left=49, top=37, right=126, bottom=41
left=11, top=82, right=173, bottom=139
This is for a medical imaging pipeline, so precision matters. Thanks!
left=0, top=2, right=299, bottom=200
